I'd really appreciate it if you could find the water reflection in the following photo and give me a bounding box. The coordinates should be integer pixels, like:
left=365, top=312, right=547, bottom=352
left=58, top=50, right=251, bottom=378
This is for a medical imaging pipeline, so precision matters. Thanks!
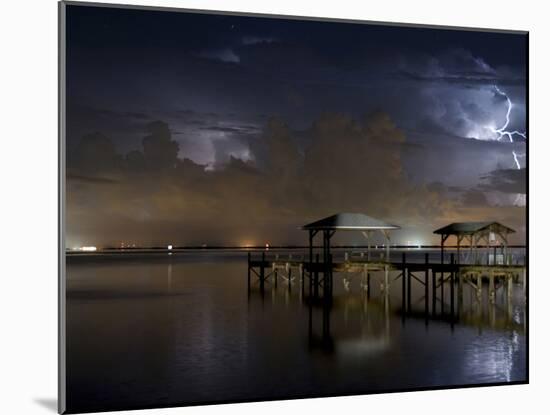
left=66, top=252, right=526, bottom=413
left=248, top=266, right=525, bottom=355
left=307, top=295, right=392, bottom=356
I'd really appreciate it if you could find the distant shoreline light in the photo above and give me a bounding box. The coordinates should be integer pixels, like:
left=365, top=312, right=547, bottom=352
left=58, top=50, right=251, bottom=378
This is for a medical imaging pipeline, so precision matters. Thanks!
left=79, top=246, right=97, bottom=252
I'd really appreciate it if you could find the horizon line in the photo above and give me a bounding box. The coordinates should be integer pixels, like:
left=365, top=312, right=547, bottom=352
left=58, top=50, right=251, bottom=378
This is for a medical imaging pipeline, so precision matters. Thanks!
left=66, top=244, right=527, bottom=252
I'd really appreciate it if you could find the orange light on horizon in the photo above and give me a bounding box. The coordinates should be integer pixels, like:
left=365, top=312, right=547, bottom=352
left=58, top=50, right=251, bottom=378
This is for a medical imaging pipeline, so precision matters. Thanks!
left=241, top=240, right=255, bottom=248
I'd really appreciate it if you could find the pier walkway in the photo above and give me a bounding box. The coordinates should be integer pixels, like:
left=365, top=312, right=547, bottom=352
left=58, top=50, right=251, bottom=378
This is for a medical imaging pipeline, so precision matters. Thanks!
left=247, top=251, right=527, bottom=320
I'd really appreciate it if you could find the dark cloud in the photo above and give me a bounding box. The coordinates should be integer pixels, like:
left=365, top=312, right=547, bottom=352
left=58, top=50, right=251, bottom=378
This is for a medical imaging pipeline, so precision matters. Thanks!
left=479, top=168, right=526, bottom=194
left=400, top=131, right=525, bottom=189
left=66, top=111, right=526, bottom=247
left=199, top=125, right=261, bottom=135
left=67, top=174, right=119, bottom=185
left=141, top=121, right=180, bottom=170
left=65, top=7, right=527, bottom=246
left=66, top=113, right=467, bottom=246
left=125, top=150, right=146, bottom=173
left=70, top=132, right=123, bottom=174
left=75, top=106, right=152, bottom=122
left=394, top=48, right=524, bottom=87
left=68, top=109, right=532, bottom=244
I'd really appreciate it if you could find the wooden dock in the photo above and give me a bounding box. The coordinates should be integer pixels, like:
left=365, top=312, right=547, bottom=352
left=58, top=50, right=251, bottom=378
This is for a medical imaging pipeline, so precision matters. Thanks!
left=247, top=251, right=527, bottom=321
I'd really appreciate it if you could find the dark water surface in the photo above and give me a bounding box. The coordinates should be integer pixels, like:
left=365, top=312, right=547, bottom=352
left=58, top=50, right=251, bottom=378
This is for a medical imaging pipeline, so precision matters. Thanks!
left=66, top=250, right=527, bottom=413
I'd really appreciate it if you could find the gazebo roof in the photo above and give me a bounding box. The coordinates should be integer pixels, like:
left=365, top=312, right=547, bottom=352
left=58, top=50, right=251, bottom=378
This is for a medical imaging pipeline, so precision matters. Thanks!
left=302, top=213, right=400, bottom=231
left=433, top=221, right=515, bottom=236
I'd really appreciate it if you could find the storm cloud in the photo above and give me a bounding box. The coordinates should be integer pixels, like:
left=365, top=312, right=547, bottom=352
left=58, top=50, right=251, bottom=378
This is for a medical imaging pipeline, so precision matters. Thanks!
left=66, top=111, right=525, bottom=247
left=65, top=6, right=527, bottom=247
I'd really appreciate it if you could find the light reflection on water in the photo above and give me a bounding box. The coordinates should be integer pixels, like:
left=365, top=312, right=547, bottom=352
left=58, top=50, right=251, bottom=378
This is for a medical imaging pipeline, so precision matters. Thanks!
left=66, top=251, right=526, bottom=413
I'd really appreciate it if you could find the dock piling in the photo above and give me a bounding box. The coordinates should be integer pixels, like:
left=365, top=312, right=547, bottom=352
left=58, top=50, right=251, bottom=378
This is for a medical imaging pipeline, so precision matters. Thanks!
left=440, top=269, right=445, bottom=315
left=288, top=263, right=292, bottom=292
left=450, top=254, right=455, bottom=318
left=314, top=254, right=319, bottom=298
left=432, top=269, right=436, bottom=317
left=458, top=268, right=463, bottom=309
left=245, top=244, right=525, bottom=325
left=328, top=253, right=334, bottom=300
left=300, top=264, right=304, bottom=296
left=424, top=253, right=429, bottom=318
left=477, top=273, right=482, bottom=301
left=260, top=251, right=265, bottom=292
left=367, top=272, right=371, bottom=299
left=489, top=270, right=495, bottom=304
left=507, top=272, right=513, bottom=303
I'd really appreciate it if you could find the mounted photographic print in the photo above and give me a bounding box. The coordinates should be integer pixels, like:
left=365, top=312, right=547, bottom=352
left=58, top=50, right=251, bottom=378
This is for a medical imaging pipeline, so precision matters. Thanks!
left=59, top=1, right=528, bottom=413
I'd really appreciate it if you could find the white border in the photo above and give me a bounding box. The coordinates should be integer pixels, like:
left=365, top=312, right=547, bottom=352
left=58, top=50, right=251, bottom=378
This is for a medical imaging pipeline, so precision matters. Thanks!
left=2, top=1, right=548, bottom=414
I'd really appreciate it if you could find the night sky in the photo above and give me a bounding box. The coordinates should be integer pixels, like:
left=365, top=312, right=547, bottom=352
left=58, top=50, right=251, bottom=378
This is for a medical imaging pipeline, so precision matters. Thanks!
left=65, top=4, right=527, bottom=248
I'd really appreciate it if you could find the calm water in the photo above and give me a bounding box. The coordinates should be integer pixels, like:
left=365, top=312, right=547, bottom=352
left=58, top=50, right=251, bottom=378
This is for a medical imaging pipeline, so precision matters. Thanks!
left=66, top=250, right=527, bottom=413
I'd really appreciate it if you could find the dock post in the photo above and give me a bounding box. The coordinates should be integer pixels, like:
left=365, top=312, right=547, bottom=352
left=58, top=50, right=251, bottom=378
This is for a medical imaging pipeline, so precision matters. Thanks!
left=323, top=255, right=329, bottom=303
left=308, top=262, right=312, bottom=297
left=424, top=253, right=429, bottom=318
left=288, top=263, right=292, bottom=292
left=477, top=273, right=482, bottom=301
left=362, top=264, right=369, bottom=295
left=450, top=254, right=455, bottom=319
left=367, top=272, right=371, bottom=299
left=507, top=272, right=513, bottom=303
left=523, top=267, right=526, bottom=299
left=260, top=251, right=265, bottom=292
left=401, top=253, right=406, bottom=313
left=384, top=265, right=389, bottom=297
left=328, top=253, right=334, bottom=301
left=314, top=254, right=319, bottom=298
left=489, top=270, right=495, bottom=304
left=308, top=264, right=311, bottom=296
left=432, top=269, right=436, bottom=317
left=300, top=264, right=304, bottom=296
left=440, top=269, right=445, bottom=315
left=458, top=267, right=463, bottom=309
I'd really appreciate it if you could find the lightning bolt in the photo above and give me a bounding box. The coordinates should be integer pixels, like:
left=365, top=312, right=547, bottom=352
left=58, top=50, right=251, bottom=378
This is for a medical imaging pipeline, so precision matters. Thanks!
left=490, top=85, right=527, bottom=144
left=512, top=151, right=520, bottom=170
left=489, top=85, right=526, bottom=207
